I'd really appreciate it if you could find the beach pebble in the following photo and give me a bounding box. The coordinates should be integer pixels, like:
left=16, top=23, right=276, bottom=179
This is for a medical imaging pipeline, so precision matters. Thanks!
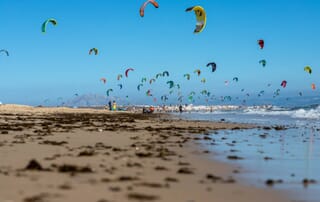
left=135, top=152, right=153, bottom=158
left=178, top=162, right=190, bottom=166
left=177, top=167, right=194, bottom=174
left=259, top=133, right=268, bottom=138
left=57, top=164, right=94, bottom=173
left=206, top=174, right=222, bottom=182
left=127, top=193, right=159, bottom=201
left=109, top=186, right=121, bottom=192
left=136, top=182, right=167, bottom=188
left=97, top=199, right=110, bottom=202
left=154, top=166, right=168, bottom=171
left=126, top=162, right=143, bottom=168
left=78, top=150, right=95, bottom=156
left=165, top=177, right=179, bottom=182
left=117, top=176, right=139, bottom=182
left=58, top=183, right=72, bottom=190
left=25, top=159, right=43, bottom=171
left=224, top=177, right=236, bottom=183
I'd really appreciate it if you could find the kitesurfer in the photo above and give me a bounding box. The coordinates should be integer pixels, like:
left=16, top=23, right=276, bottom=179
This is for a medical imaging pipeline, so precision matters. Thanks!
left=179, top=105, right=183, bottom=113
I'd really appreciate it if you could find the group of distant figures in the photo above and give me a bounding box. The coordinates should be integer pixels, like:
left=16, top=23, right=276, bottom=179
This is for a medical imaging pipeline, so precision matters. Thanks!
left=107, top=101, right=117, bottom=111
left=143, top=105, right=183, bottom=114
left=106, top=101, right=184, bottom=114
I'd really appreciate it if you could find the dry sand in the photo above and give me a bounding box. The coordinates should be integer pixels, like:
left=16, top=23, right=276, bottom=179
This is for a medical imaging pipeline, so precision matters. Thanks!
left=0, top=105, right=291, bottom=202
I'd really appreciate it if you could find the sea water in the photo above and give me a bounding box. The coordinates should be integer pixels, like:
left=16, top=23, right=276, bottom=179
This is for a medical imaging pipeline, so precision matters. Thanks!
left=175, top=101, right=320, bottom=202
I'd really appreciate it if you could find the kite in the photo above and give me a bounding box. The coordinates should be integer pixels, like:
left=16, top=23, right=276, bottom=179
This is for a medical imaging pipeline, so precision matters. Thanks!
left=106, top=89, right=113, bottom=96
left=224, top=96, right=232, bottom=101
left=166, top=81, right=174, bottom=88
left=89, top=48, right=98, bottom=55
left=304, top=66, right=312, bottom=74
left=258, top=39, right=264, bottom=49
left=141, top=77, right=147, bottom=83
left=259, top=59, right=266, bottom=67
left=125, top=68, right=134, bottom=77
left=137, top=84, right=143, bottom=91
left=162, top=71, right=169, bottom=77
left=42, top=18, right=57, bottom=33
left=184, top=74, right=191, bottom=80
left=281, top=80, right=287, bottom=88
left=201, top=90, right=208, bottom=95
left=100, top=78, right=106, bottom=84
left=207, top=62, right=217, bottom=72
left=140, top=0, right=159, bottom=17
left=161, top=95, right=168, bottom=102
left=155, top=73, right=162, bottom=79
left=194, top=69, right=201, bottom=76
left=149, top=78, right=156, bottom=84
left=185, top=6, right=206, bottom=33
left=146, top=89, right=152, bottom=96
left=117, top=74, right=123, bottom=80
left=0, top=49, right=9, bottom=56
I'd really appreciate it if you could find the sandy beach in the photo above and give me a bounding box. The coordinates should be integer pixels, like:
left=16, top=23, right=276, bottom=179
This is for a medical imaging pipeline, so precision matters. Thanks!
left=0, top=105, right=291, bottom=202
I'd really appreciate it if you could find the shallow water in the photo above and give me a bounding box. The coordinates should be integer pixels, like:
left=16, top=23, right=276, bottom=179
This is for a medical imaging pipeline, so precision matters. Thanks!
left=176, top=109, right=320, bottom=202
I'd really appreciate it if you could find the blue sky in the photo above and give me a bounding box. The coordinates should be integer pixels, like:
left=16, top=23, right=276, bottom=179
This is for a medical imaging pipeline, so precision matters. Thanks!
left=0, top=0, right=320, bottom=105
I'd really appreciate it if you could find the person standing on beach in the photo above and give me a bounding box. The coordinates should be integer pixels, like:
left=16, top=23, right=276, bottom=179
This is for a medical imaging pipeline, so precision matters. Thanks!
left=108, top=101, right=112, bottom=111
left=112, top=100, right=117, bottom=111
left=179, top=105, right=183, bottom=113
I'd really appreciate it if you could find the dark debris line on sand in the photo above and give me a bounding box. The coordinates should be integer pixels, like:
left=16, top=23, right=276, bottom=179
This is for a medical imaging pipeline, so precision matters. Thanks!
left=127, top=193, right=159, bottom=201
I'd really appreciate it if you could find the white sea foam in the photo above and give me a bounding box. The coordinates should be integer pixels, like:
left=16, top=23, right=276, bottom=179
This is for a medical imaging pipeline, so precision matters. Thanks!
left=291, top=107, right=320, bottom=119
left=175, top=104, right=320, bottom=120
left=243, top=106, right=320, bottom=120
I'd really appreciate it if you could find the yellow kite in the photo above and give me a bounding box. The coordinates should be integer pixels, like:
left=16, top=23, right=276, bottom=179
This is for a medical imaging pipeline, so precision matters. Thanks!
left=186, top=6, right=206, bottom=33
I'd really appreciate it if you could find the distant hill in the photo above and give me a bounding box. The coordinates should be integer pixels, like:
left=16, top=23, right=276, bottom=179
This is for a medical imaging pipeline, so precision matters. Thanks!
left=64, top=94, right=109, bottom=107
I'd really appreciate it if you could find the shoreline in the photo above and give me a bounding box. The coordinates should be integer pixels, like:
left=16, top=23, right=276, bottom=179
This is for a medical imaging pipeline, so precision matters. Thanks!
left=0, top=105, right=291, bottom=202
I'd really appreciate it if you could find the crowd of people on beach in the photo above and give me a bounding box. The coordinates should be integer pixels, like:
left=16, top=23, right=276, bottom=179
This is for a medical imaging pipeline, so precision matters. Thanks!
left=104, top=103, right=273, bottom=114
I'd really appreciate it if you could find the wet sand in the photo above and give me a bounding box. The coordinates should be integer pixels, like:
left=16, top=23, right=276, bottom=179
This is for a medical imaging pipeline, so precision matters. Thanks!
left=0, top=105, right=291, bottom=202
